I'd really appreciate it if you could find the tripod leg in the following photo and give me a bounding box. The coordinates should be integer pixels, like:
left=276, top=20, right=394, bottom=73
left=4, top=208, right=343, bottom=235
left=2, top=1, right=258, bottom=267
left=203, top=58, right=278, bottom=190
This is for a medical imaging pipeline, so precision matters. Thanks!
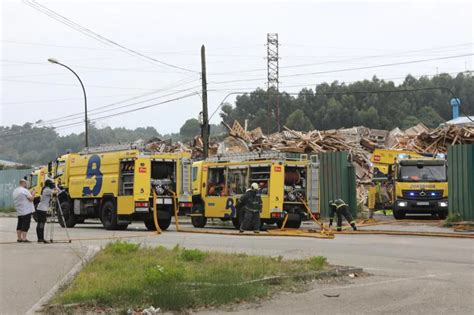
left=49, top=206, right=54, bottom=242
left=56, top=199, right=72, bottom=243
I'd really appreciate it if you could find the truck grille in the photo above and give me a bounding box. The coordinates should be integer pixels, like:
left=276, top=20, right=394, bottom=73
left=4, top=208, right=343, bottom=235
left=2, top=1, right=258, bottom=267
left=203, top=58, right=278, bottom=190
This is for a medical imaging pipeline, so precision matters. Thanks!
left=402, top=190, right=444, bottom=200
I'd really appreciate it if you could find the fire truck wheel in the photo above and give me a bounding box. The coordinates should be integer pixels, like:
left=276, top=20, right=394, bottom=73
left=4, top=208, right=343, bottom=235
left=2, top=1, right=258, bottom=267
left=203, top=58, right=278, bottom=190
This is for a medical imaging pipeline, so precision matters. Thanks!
left=116, top=224, right=128, bottom=230
left=286, top=218, right=302, bottom=229
left=191, top=215, right=207, bottom=228
left=393, top=209, right=406, bottom=220
left=144, top=218, right=157, bottom=231
left=158, top=217, right=172, bottom=230
left=101, top=200, right=119, bottom=230
left=58, top=201, right=76, bottom=228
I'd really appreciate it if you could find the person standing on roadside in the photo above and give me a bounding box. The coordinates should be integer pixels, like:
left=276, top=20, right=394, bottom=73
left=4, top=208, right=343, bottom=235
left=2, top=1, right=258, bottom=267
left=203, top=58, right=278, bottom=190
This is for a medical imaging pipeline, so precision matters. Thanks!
left=13, top=179, right=35, bottom=243
left=36, top=179, right=55, bottom=243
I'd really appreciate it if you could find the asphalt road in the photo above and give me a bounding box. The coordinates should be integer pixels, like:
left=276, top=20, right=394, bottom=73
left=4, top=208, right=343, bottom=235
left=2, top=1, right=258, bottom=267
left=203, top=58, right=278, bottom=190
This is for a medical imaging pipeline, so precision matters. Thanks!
left=0, top=217, right=473, bottom=314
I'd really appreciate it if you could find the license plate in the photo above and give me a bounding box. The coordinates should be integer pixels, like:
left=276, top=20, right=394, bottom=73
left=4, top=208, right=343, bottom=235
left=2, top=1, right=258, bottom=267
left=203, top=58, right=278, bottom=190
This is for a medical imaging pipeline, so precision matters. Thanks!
left=135, top=207, right=149, bottom=212
left=417, top=202, right=429, bottom=206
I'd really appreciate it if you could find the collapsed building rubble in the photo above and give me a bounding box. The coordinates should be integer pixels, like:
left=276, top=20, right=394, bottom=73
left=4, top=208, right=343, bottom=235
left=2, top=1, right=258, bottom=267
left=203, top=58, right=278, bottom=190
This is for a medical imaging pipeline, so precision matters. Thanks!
left=137, top=120, right=473, bottom=208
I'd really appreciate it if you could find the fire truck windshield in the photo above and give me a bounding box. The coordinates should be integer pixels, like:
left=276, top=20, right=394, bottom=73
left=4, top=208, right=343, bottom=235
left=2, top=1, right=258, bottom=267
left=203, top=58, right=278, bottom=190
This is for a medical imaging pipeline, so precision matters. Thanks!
left=399, top=164, right=446, bottom=182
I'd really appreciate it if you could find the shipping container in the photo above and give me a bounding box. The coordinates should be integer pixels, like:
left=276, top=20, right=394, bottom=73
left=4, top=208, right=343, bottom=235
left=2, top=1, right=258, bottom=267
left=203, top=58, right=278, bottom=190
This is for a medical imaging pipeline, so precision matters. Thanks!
left=448, top=144, right=474, bottom=221
left=319, top=152, right=357, bottom=218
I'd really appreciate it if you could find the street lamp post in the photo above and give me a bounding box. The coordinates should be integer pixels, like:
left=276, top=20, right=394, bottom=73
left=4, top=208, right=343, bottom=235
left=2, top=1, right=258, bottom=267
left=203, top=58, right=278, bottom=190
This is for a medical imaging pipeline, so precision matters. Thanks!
left=48, top=58, right=89, bottom=148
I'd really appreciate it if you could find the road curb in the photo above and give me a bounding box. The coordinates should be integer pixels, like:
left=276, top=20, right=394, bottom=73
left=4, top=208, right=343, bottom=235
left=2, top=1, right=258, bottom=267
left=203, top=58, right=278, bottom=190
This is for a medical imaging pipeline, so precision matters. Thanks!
left=25, top=245, right=99, bottom=315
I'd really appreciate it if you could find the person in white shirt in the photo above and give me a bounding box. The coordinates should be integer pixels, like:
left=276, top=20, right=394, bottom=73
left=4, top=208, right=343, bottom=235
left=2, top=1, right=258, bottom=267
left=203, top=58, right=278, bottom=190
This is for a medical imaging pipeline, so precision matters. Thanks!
left=36, top=179, right=56, bottom=243
left=12, top=179, right=35, bottom=243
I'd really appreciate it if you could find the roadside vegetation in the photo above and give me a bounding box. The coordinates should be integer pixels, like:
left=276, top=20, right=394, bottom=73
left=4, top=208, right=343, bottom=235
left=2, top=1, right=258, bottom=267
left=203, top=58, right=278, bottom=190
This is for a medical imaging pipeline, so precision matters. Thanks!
left=50, top=241, right=328, bottom=312
left=0, top=207, right=16, bottom=213
left=443, top=213, right=462, bottom=227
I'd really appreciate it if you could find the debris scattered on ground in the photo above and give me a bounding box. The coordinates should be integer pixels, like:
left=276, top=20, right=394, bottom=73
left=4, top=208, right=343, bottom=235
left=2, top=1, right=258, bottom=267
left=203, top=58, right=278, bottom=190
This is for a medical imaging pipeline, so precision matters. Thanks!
left=126, top=306, right=161, bottom=315
left=323, top=293, right=340, bottom=298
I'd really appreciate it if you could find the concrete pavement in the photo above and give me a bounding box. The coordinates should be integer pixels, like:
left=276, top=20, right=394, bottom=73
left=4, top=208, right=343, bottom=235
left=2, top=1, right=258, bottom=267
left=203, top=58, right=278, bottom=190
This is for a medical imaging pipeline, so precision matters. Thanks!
left=0, top=217, right=473, bottom=314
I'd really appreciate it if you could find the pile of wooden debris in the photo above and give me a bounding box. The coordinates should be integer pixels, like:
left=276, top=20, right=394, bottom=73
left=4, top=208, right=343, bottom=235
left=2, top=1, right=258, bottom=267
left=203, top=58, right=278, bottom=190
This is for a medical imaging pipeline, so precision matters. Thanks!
left=221, top=121, right=375, bottom=181
left=389, top=124, right=474, bottom=153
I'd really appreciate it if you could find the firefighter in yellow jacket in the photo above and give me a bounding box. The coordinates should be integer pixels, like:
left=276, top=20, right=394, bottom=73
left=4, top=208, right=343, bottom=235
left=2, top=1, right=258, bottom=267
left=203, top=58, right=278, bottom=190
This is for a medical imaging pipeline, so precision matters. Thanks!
left=329, top=199, right=357, bottom=231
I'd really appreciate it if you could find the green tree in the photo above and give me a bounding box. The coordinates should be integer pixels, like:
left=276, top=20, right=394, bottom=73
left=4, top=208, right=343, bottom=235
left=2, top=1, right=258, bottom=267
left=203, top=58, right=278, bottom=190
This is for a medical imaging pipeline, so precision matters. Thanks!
left=418, top=106, right=443, bottom=128
left=179, top=118, right=200, bottom=139
left=285, top=109, right=314, bottom=131
left=401, top=116, right=420, bottom=129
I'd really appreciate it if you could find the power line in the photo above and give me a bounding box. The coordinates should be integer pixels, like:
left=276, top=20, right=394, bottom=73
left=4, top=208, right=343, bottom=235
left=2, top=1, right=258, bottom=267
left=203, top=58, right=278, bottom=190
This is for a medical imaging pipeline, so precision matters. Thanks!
left=1, top=92, right=143, bottom=105
left=206, top=43, right=472, bottom=76
left=0, top=92, right=199, bottom=139
left=280, top=53, right=474, bottom=78
left=0, top=59, right=193, bottom=74
left=1, top=76, right=200, bottom=133
left=34, top=85, right=202, bottom=126
left=23, top=0, right=198, bottom=73
left=205, top=70, right=471, bottom=93
left=1, top=39, right=264, bottom=56
left=207, top=53, right=473, bottom=84
left=29, top=77, right=201, bottom=126
left=1, top=78, right=164, bottom=91
left=279, top=43, right=473, bottom=68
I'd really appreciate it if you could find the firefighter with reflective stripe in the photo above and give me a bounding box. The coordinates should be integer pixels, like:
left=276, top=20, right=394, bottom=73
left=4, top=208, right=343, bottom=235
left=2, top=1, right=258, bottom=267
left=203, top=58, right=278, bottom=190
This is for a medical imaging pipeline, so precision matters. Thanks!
left=329, top=199, right=357, bottom=231
left=237, top=182, right=262, bottom=233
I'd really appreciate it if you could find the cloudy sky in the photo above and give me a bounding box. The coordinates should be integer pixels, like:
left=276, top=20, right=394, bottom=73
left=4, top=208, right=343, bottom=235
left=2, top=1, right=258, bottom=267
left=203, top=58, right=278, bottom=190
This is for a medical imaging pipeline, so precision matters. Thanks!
left=1, top=0, right=472, bottom=135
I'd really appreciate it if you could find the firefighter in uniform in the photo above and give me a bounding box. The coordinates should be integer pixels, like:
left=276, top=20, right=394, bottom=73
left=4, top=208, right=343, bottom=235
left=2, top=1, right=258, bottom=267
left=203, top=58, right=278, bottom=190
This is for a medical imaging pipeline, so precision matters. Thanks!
left=237, top=182, right=262, bottom=233
left=329, top=199, right=357, bottom=231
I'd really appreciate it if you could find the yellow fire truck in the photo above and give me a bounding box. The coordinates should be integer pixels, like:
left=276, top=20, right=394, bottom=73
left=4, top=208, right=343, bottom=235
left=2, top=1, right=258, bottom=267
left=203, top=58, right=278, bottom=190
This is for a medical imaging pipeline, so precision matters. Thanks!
left=190, top=152, right=319, bottom=229
left=51, top=144, right=192, bottom=230
left=27, top=166, right=48, bottom=209
left=368, top=149, right=448, bottom=219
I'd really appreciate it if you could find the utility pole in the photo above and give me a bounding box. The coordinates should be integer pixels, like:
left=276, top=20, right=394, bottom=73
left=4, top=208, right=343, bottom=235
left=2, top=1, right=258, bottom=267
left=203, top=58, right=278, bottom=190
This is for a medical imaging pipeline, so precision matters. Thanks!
left=266, top=33, right=280, bottom=133
left=200, top=45, right=210, bottom=158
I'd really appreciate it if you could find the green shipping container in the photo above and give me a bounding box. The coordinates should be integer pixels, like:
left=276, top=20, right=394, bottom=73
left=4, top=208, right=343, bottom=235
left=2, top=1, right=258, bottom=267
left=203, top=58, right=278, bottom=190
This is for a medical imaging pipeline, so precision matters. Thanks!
left=319, top=151, right=357, bottom=218
left=448, top=144, right=474, bottom=221
left=0, top=169, right=34, bottom=208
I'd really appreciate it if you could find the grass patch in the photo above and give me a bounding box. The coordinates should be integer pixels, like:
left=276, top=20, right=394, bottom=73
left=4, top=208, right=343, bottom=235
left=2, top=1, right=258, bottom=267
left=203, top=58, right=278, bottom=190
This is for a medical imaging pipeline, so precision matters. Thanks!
left=52, top=242, right=328, bottom=312
left=0, top=207, right=16, bottom=213
left=443, top=213, right=462, bottom=227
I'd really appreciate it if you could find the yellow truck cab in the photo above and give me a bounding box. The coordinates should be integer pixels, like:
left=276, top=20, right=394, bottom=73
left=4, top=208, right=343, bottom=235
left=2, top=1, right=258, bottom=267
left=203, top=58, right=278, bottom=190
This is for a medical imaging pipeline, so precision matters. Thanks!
left=391, top=153, right=448, bottom=219
left=191, top=152, right=319, bottom=229
left=52, top=144, right=192, bottom=230
left=27, top=166, right=48, bottom=209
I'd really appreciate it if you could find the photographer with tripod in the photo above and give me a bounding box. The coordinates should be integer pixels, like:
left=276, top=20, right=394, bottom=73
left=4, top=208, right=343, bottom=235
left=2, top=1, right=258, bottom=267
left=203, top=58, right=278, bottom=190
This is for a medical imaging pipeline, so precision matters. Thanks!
left=36, top=179, right=56, bottom=243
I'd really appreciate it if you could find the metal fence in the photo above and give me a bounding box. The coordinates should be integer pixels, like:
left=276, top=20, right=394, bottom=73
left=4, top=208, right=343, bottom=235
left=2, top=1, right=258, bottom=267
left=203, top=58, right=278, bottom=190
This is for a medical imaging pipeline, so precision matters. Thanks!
left=448, top=144, right=474, bottom=221
left=0, top=169, right=33, bottom=208
left=318, top=152, right=357, bottom=218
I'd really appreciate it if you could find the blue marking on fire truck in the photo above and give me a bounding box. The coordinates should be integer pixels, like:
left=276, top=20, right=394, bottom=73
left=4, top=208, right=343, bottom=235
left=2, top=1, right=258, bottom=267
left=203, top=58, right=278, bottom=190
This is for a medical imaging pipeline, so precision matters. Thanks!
left=83, top=154, right=103, bottom=196
left=224, top=197, right=236, bottom=218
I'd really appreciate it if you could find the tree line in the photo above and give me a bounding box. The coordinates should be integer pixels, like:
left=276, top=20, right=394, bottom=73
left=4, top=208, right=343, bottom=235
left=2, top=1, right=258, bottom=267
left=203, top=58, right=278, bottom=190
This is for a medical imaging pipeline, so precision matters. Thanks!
left=220, top=72, right=473, bottom=132
left=0, top=122, right=225, bottom=166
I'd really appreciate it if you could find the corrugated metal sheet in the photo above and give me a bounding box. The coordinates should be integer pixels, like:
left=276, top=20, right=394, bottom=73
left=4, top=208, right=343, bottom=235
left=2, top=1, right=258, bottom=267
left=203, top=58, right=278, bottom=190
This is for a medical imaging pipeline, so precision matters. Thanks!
left=319, top=152, right=357, bottom=218
left=0, top=169, right=33, bottom=208
left=448, top=144, right=474, bottom=221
